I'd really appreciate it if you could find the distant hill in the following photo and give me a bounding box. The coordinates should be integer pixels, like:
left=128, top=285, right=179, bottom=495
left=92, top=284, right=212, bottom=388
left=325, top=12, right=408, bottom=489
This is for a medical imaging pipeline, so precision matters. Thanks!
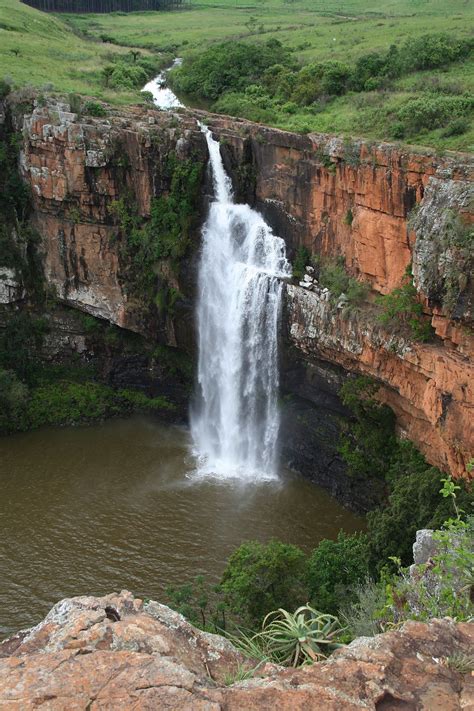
left=21, top=0, right=186, bottom=11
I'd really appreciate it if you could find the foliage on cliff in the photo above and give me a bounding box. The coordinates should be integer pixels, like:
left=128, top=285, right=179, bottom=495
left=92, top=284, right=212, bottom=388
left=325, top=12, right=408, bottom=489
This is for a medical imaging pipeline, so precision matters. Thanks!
left=0, top=108, right=44, bottom=303
left=111, top=152, right=204, bottom=304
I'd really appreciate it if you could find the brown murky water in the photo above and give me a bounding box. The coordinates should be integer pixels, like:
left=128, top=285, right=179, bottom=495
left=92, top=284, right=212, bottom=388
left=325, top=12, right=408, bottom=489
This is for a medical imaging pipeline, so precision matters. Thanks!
left=0, top=416, right=363, bottom=637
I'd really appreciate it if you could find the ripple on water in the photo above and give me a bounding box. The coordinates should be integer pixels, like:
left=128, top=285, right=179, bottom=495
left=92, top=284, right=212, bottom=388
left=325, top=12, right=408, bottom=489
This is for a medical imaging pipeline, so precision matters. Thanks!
left=0, top=416, right=364, bottom=637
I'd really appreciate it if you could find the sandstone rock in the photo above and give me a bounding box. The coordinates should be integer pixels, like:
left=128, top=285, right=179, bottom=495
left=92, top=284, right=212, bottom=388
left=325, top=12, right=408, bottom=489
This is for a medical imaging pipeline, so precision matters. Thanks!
left=0, top=591, right=472, bottom=710
left=286, top=284, right=474, bottom=477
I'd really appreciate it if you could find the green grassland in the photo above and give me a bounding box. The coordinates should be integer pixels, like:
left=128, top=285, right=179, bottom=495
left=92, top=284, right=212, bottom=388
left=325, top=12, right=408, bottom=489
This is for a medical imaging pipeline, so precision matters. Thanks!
left=0, top=0, right=473, bottom=149
left=0, top=0, right=167, bottom=103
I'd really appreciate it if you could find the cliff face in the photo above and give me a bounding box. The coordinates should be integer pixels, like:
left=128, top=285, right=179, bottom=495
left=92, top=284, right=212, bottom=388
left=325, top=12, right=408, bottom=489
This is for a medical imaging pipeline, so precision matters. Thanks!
left=18, top=100, right=207, bottom=347
left=10, top=98, right=474, bottom=479
left=204, top=114, right=473, bottom=478
left=1, top=590, right=473, bottom=710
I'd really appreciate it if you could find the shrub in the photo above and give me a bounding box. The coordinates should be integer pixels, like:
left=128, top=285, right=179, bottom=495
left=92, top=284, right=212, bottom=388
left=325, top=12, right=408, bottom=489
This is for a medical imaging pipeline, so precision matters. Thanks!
left=68, top=93, right=81, bottom=115
left=219, top=539, right=308, bottom=628
left=231, top=605, right=343, bottom=667
left=367, top=462, right=473, bottom=571
left=0, top=78, right=11, bottom=99
left=338, top=376, right=397, bottom=481
left=395, top=94, right=474, bottom=135
left=399, top=33, right=473, bottom=72
left=319, top=258, right=369, bottom=306
left=292, top=245, right=310, bottom=280
left=170, top=39, right=295, bottom=101
left=82, top=101, right=107, bottom=117
left=0, top=368, right=28, bottom=432
left=441, top=118, right=470, bottom=137
left=339, top=578, right=387, bottom=639
left=0, top=312, right=48, bottom=383
left=376, top=267, right=434, bottom=342
left=307, top=532, right=370, bottom=615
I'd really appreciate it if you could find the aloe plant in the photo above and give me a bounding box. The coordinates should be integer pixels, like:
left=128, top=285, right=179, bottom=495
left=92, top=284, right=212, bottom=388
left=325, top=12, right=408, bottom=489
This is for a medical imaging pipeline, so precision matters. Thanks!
left=229, top=604, right=344, bottom=668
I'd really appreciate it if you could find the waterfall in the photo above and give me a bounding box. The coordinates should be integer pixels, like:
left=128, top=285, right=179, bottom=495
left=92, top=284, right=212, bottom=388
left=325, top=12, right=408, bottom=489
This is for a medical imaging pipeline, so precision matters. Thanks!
left=191, top=126, right=291, bottom=480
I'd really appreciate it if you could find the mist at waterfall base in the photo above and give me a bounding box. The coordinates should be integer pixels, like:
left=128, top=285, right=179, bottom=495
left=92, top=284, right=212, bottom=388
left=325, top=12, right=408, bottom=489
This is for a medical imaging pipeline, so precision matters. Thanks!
left=190, top=126, right=291, bottom=481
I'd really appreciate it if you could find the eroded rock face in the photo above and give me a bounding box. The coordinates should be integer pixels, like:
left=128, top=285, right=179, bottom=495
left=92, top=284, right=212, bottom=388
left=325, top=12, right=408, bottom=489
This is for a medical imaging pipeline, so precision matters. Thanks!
left=19, top=100, right=207, bottom=339
left=202, top=114, right=473, bottom=479
left=1, top=591, right=473, bottom=710
left=286, top=284, right=474, bottom=478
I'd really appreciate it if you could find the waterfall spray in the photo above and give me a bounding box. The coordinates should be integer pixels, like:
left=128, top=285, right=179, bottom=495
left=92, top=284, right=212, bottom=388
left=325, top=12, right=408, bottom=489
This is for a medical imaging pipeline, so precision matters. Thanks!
left=191, top=125, right=291, bottom=480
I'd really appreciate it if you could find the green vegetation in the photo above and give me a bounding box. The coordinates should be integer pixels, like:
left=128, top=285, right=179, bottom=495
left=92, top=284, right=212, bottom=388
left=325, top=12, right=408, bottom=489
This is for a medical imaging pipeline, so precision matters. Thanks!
left=317, top=257, right=369, bottom=308
left=292, top=245, right=310, bottom=280
left=307, top=531, right=370, bottom=615
left=376, top=266, right=434, bottom=342
left=111, top=152, right=204, bottom=301
left=0, top=0, right=472, bottom=148
left=339, top=376, right=473, bottom=570
left=219, top=539, right=308, bottom=628
left=0, top=0, right=167, bottom=104
left=0, top=307, right=175, bottom=435
left=162, top=470, right=472, bottom=653
left=230, top=604, right=343, bottom=666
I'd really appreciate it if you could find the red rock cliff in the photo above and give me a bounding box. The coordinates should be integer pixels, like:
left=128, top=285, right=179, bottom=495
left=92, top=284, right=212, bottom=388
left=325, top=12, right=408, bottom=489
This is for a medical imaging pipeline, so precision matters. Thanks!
left=203, top=114, right=473, bottom=478
left=16, top=100, right=474, bottom=478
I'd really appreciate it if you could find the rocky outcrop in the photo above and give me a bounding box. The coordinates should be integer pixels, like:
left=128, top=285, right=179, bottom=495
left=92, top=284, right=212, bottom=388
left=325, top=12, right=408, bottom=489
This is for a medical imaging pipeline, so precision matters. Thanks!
left=1, top=590, right=473, bottom=709
left=17, top=99, right=207, bottom=343
left=286, top=284, right=474, bottom=478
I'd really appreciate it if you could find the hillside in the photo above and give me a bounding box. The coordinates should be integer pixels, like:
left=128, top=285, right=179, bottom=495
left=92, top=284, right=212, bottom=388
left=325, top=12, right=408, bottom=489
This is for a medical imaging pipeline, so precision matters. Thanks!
left=0, top=0, right=167, bottom=103
left=1, top=0, right=473, bottom=147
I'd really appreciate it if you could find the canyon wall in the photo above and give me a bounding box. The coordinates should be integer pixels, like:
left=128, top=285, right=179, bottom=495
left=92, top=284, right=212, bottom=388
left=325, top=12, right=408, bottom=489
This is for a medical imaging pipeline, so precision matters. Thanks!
left=205, top=114, right=473, bottom=479
left=5, top=96, right=473, bottom=480
left=17, top=99, right=207, bottom=347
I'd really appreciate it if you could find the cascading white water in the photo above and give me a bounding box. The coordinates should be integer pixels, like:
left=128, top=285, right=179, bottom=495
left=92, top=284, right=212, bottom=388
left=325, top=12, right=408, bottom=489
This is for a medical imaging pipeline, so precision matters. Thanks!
left=191, top=126, right=291, bottom=480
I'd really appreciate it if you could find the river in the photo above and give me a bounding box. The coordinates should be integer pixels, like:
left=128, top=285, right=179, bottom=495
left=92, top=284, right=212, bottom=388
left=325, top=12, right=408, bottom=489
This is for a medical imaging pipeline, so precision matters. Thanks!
left=0, top=417, right=362, bottom=637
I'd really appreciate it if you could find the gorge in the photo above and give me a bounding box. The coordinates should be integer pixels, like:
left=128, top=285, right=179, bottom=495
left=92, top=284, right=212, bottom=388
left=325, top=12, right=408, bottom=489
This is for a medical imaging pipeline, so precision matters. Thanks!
left=0, top=84, right=473, bottom=643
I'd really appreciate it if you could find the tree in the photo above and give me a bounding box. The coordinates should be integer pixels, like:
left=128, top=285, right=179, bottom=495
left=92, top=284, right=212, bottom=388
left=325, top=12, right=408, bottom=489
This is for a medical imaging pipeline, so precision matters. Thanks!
left=219, top=539, right=308, bottom=628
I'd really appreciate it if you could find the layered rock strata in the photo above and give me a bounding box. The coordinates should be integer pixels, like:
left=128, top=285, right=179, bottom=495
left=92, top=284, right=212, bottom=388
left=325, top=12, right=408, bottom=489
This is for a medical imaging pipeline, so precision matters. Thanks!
left=204, top=113, right=473, bottom=477
left=9, top=97, right=474, bottom=477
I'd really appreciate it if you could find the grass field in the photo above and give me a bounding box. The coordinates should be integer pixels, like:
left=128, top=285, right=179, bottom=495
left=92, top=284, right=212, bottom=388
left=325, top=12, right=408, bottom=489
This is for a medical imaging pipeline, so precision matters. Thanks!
left=0, top=0, right=473, bottom=149
left=0, top=0, right=166, bottom=104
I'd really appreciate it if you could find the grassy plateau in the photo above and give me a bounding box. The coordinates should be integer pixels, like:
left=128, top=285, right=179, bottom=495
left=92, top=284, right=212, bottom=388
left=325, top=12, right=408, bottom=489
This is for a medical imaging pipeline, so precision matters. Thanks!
left=0, top=0, right=473, bottom=148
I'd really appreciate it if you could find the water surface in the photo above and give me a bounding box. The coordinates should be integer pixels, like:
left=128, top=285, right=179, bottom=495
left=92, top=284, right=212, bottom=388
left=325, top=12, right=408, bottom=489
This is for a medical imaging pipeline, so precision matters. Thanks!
left=0, top=417, right=363, bottom=637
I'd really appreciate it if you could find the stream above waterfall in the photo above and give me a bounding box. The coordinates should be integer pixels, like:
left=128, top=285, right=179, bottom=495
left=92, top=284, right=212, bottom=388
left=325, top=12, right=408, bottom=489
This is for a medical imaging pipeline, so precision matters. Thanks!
left=0, top=417, right=363, bottom=638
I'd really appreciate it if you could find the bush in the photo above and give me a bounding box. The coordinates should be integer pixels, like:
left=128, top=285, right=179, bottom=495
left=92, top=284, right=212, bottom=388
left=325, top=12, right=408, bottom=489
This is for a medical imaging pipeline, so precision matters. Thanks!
left=0, top=78, right=11, bottom=99
left=441, top=117, right=470, bottom=137
left=319, top=258, right=369, bottom=306
left=0, top=368, right=28, bottom=432
left=292, top=245, right=310, bottom=280
left=219, top=539, right=308, bottom=628
left=0, top=312, right=48, bottom=383
left=338, top=376, right=397, bottom=481
left=82, top=101, right=107, bottom=117
left=307, top=532, right=370, bottom=615
left=339, top=578, right=387, bottom=639
left=376, top=267, right=434, bottom=342
left=399, top=33, right=473, bottom=72
left=367, top=461, right=473, bottom=571
left=395, top=94, right=474, bottom=135
left=170, top=39, right=295, bottom=101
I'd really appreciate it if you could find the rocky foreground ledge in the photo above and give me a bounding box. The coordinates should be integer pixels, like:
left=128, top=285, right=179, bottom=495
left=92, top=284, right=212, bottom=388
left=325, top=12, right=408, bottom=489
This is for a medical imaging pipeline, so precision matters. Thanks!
left=0, top=591, right=473, bottom=709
